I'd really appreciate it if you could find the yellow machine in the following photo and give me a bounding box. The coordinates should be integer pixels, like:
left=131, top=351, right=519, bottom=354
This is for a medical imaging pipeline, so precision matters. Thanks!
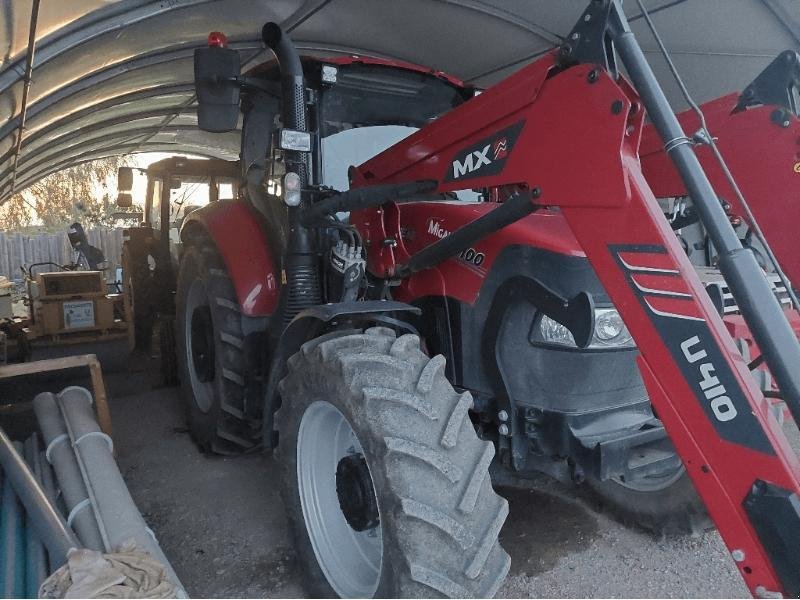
left=26, top=270, right=125, bottom=343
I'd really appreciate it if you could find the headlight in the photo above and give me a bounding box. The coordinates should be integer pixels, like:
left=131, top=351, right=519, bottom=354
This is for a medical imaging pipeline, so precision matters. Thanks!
left=283, top=172, right=302, bottom=207
left=592, top=308, right=634, bottom=347
left=536, top=308, right=634, bottom=349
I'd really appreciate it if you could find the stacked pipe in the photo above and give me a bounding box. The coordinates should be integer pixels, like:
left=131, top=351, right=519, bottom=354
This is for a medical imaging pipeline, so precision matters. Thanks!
left=0, top=429, right=77, bottom=597
left=0, top=386, right=184, bottom=598
left=57, top=387, right=183, bottom=587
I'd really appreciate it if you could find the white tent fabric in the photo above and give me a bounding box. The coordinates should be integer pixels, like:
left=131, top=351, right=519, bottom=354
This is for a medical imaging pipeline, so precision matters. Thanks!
left=0, top=0, right=797, bottom=202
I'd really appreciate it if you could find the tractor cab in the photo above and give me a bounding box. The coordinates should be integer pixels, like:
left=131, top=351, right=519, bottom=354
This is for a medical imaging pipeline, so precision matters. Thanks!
left=229, top=56, right=482, bottom=255
left=117, top=157, right=240, bottom=380
left=117, top=156, right=240, bottom=263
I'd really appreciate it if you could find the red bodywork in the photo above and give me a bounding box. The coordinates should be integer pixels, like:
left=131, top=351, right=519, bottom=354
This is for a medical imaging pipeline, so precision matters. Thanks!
left=359, top=201, right=583, bottom=303
left=349, top=51, right=800, bottom=596
left=640, top=94, right=800, bottom=287
left=200, top=55, right=472, bottom=317
left=182, top=200, right=279, bottom=316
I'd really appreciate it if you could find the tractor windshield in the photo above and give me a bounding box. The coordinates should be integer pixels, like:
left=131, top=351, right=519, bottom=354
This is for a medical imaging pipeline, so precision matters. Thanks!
left=319, top=63, right=472, bottom=195
left=321, top=126, right=415, bottom=191
left=319, top=63, right=468, bottom=136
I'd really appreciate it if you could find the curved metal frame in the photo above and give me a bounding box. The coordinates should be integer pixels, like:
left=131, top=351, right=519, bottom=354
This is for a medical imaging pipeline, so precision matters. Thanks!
left=2, top=126, right=238, bottom=196
left=0, top=0, right=218, bottom=93
left=0, top=0, right=796, bottom=203
left=0, top=86, right=195, bottom=164
left=2, top=111, right=202, bottom=175
left=0, top=40, right=258, bottom=140
left=0, top=106, right=196, bottom=171
left=11, top=143, right=229, bottom=195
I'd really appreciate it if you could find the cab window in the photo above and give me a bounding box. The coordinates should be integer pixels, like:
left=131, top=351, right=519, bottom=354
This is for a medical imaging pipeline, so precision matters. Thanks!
left=149, top=178, right=163, bottom=226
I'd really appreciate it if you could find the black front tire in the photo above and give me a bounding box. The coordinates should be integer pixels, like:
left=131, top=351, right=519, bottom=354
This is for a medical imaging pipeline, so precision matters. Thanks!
left=176, top=240, right=261, bottom=453
left=277, top=327, right=510, bottom=598
left=588, top=466, right=713, bottom=535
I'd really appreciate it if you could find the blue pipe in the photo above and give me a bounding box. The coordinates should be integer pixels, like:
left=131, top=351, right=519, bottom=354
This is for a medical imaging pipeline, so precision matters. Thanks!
left=0, top=426, right=77, bottom=568
left=1, top=442, right=27, bottom=599
left=24, top=436, right=47, bottom=598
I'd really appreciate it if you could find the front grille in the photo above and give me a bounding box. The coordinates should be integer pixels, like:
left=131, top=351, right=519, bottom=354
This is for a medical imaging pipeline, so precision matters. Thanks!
left=695, top=267, right=792, bottom=315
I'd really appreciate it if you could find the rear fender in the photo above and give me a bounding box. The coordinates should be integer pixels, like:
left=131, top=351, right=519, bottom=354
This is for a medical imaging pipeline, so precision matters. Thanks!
left=181, top=200, right=279, bottom=317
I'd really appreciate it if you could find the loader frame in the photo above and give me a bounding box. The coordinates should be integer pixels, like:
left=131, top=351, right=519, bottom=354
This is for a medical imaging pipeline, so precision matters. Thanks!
left=338, top=2, right=800, bottom=596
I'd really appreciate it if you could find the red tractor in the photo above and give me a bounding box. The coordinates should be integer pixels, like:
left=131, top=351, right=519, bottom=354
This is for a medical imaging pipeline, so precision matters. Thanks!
left=183, top=1, right=800, bottom=597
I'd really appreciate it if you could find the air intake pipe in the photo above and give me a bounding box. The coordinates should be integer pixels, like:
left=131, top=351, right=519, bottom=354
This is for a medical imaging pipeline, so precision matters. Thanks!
left=262, top=22, right=322, bottom=323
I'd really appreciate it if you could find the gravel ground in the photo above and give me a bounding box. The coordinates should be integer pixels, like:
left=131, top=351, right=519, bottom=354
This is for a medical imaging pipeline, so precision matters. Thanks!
left=3, top=339, right=753, bottom=598
left=497, top=485, right=744, bottom=598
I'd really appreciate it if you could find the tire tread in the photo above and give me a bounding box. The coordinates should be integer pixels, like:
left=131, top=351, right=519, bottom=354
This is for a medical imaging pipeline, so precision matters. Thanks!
left=276, top=328, right=509, bottom=598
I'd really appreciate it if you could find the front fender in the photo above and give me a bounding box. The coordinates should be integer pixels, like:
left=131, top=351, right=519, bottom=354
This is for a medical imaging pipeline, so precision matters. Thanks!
left=262, top=300, right=422, bottom=448
left=181, top=200, right=279, bottom=317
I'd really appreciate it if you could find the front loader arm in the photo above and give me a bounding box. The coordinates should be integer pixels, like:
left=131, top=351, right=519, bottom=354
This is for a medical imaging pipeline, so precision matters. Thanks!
left=350, top=1, right=800, bottom=596
left=641, top=93, right=800, bottom=289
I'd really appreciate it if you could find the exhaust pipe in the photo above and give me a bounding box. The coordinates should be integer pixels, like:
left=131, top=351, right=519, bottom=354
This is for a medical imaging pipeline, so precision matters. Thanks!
left=262, top=23, right=307, bottom=137
left=261, top=22, right=322, bottom=323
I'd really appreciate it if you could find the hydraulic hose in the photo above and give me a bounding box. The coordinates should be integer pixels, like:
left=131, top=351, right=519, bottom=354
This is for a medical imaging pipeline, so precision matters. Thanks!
left=395, top=190, right=536, bottom=278
left=301, top=180, right=439, bottom=225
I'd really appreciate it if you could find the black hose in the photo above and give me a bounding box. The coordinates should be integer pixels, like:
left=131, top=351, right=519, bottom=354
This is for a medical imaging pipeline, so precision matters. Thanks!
left=301, top=180, right=438, bottom=225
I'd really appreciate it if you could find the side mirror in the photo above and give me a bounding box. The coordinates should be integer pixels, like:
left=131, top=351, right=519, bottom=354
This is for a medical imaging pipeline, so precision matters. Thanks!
left=117, top=167, right=133, bottom=192
left=116, top=192, right=133, bottom=208
left=194, top=42, right=241, bottom=132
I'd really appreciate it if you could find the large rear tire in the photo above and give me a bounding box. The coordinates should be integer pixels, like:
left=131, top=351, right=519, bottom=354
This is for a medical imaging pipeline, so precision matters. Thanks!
left=277, top=327, right=510, bottom=598
left=175, top=240, right=261, bottom=453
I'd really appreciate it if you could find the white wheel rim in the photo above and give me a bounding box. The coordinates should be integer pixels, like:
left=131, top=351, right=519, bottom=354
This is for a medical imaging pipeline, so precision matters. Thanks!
left=297, top=400, right=383, bottom=598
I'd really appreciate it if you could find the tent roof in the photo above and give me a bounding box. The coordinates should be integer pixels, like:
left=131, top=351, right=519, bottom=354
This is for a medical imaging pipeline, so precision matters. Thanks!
left=0, top=0, right=797, bottom=202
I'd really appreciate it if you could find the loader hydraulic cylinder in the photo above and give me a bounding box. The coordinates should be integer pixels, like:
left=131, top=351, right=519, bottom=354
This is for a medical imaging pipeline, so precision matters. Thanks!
left=610, top=5, right=800, bottom=426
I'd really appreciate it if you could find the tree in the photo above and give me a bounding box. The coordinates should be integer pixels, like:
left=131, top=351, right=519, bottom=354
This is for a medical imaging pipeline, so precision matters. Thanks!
left=0, top=194, right=32, bottom=231
left=0, top=156, right=133, bottom=232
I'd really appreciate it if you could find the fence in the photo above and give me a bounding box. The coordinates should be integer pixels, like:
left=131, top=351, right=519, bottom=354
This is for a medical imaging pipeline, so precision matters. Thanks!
left=0, top=228, right=123, bottom=282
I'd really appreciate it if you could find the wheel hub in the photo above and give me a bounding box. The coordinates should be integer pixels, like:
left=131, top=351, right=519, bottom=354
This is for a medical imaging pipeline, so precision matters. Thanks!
left=297, top=401, right=383, bottom=597
left=336, top=454, right=380, bottom=532
left=190, top=306, right=215, bottom=382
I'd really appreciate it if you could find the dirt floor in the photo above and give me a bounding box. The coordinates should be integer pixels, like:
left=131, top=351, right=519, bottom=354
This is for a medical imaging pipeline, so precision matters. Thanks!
left=2, top=338, right=750, bottom=598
